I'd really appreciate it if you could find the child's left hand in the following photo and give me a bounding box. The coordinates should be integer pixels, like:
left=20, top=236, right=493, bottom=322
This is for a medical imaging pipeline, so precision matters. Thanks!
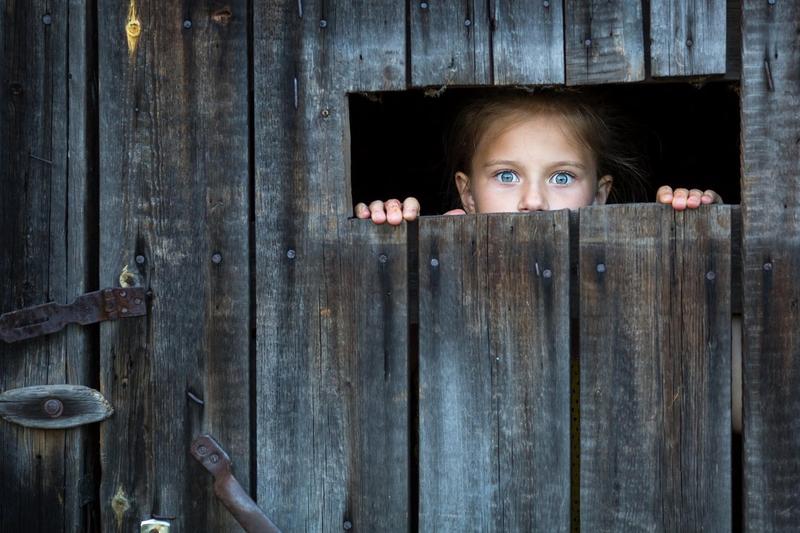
left=656, top=186, right=722, bottom=210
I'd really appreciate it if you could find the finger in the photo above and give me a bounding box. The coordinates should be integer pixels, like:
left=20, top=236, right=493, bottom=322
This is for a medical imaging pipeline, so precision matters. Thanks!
left=656, top=185, right=674, bottom=204
left=354, top=202, right=370, bottom=219
left=686, top=189, right=704, bottom=209
left=443, top=208, right=467, bottom=216
left=402, top=197, right=421, bottom=221
left=671, top=188, right=689, bottom=211
left=369, top=200, right=387, bottom=224
left=701, top=189, right=723, bottom=204
left=384, top=199, right=403, bottom=226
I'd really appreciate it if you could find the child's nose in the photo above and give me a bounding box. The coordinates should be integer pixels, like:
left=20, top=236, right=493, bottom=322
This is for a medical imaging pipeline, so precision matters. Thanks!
left=518, top=183, right=547, bottom=212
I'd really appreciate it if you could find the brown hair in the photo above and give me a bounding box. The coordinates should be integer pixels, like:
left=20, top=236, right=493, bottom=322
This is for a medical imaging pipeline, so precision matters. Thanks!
left=444, top=88, right=646, bottom=206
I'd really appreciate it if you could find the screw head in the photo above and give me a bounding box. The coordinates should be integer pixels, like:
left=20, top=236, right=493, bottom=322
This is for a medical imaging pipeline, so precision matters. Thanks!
left=42, top=13, right=52, bottom=25
left=183, top=19, right=192, bottom=29
left=209, top=453, right=220, bottom=464
left=212, top=252, right=223, bottom=264
left=43, top=399, right=63, bottom=418
left=197, top=445, right=208, bottom=455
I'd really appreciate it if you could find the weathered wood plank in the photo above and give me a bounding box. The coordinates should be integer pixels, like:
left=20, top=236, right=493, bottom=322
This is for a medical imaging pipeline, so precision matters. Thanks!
left=492, top=0, right=565, bottom=85
left=409, top=0, right=491, bottom=87
left=98, top=2, right=250, bottom=530
left=419, top=213, right=570, bottom=531
left=254, top=1, right=408, bottom=530
left=0, top=385, right=113, bottom=429
left=579, top=205, right=731, bottom=531
left=565, top=0, right=645, bottom=85
left=0, top=1, right=95, bottom=530
left=650, top=0, right=727, bottom=77
left=740, top=1, right=800, bottom=530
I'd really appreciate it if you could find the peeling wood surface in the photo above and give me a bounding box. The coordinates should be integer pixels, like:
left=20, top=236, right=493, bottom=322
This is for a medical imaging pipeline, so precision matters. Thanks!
left=740, top=1, right=800, bottom=530
left=579, top=205, right=731, bottom=531
left=97, top=1, right=251, bottom=531
left=418, top=213, right=570, bottom=531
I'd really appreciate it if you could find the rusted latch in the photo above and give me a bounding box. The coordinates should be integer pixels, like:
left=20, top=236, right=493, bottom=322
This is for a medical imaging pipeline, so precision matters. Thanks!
left=191, top=434, right=282, bottom=533
left=0, top=287, right=147, bottom=343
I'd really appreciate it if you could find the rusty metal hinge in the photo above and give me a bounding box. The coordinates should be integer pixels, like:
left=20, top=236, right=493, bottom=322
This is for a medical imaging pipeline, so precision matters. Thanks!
left=191, top=434, right=282, bottom=533
left=0, top=287, right=147, bottom=343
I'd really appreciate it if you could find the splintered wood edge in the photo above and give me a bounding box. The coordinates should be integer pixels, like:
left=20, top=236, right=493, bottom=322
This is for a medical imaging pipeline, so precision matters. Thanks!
left=0, top=384, right=114, bottom=429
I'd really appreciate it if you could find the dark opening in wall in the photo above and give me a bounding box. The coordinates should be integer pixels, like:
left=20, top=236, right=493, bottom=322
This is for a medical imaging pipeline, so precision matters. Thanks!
left=349, top=82, right=740, bottom=215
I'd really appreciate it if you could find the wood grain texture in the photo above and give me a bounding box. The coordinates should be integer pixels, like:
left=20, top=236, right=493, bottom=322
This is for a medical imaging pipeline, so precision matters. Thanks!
left=97, top=2, right=250, bottom=531
left=492, top=0, right=565, bottom=85
left=254, top=1, right=408, bottom=530
left=650, top=0, right=726, bottom=77
left=740, top=1, right=800, bottom=530
left=409, top=0, right=491, bottom=87
left=579, top=205, right=731, bottom=532
left=0, top=1, right=96, bottom=530
left=0, top=385, right=113, bottom=429
left=565, top=0, right=645, bottom=85
left=418, top=213, right=570, bottom=531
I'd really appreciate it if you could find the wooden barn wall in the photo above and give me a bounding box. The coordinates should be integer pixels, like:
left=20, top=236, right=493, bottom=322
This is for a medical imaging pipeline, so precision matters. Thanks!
left=2, top=1, right=798, bottom=532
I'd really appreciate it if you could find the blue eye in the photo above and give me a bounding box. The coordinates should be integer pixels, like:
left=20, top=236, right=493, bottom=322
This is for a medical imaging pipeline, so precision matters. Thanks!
left=496, top=170, right=520, bottom=183
left=549, top=171, right=574, bottom=185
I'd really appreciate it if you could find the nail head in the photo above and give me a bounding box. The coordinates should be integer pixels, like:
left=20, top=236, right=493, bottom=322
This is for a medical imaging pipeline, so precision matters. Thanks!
left=686, top=38, right=693, bottom=47
left=596, top=263, right=606, bottom=273
left=212, top=253, right=223, bottom=264
left=134, top=298, right=142, bottom=305
left=379, top=253, right=388, bottom=263
left=287, top=249, right=296, bottom=259
left=464, top=19, right=472, bottom=27
left=706, top=271, right=716, bottom=281
left=197, top=445, right=208, bottom=455
left=319, top=19, right=328, bottom=28
left=543, top=0, right=550, bottom=6
left=343, top=521, right=353, bottom=530
left=543, top=269, right=552, bottom=279
left=430, top=258, right=439, bottom=268
left=584, top=38, right=592, bottom=47
left=183, top=19, right=192, bottom=29
left=763, top=262, right=773, bottom=271
left=209, top=453, right=220, bottom=464
left=135, top=255, right=146, bottom=264
left=321, top=108, right=330, bottom=118
left=43, top=399, right=63, bottom=418
left=42, top=13, right=52, bottom=25
left=420, top=2, right=428, bottom=8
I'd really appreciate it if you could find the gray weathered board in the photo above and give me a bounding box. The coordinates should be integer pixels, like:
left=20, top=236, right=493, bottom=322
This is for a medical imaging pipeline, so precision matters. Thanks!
left=254, top=2, right=408, bottom=531
left=418, top=213, right=570, bottom=531
left=579, top=205, right=731, bottom=531
left=740, top=1, right=800, bottom=530
left=97, top=1, right=250, bottom=531
left=0, top=1, right=95, bottom=530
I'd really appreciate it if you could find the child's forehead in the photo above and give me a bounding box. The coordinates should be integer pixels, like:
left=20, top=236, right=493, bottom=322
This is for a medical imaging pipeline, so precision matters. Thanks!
left=478, top=109, right=584, bottom=149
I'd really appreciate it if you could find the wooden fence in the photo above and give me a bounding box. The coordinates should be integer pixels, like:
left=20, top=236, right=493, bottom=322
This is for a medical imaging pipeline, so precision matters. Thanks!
left=1, top=1, right=798, bottom=531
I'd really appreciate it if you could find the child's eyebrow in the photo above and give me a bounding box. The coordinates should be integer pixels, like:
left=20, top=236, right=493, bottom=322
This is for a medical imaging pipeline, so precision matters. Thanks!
left=550, top=160, right=587, bottom=170
left=483, top=159, right=587, bottom=170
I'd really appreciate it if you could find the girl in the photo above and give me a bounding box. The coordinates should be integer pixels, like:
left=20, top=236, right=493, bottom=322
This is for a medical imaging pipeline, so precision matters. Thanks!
left=354, top=90, right=721, bottom=223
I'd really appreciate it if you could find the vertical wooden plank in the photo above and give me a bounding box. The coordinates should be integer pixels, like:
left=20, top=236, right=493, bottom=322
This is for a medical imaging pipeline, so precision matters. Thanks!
left=409, top=0, right=491, bottom=87
left=650, top=0, right=726, bottom=77
left=740, top=1, right=800, bottom=530
left=419, top=213, right=570, bottom=531
left=580, top=205, right=731, bottom=531
left=492, top=0, right=565, bottom=85
left=565, top=0, right=645, bottom=85
left=98, top=2, right=250, bottom=531
left=254, top=1, right=408, bottom=531
left=0, top=1, right=95, bottom=530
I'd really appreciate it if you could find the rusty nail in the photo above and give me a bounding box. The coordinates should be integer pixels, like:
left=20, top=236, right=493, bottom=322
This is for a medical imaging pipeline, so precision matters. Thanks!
left=135, top=255, right=146, bottom=264
left=686, top=38, right=693, bottom=48
left=287, top=249, right=296, bottom=259
left=464, top=18, right=471, bottom=27
left=596, top=263, right=606, bottom=273
left=420, top=2, right=428, bottom=8
left=321, top=108, right=330, bottom=118
left=42, top=13, right=52, bottom=25
left=211, top=252, right=223, bottom=264
left=43, top=399, right=63, bottom=418
left=379, top=253, right=388, bottom=263
left=430, top=258, right=439, bottom=267
left=543, top=269, right=552, bottom=279
left=343, top=521, right=353, bottom=530
left=209, top=453, right=220, bottom=464
left=706, top=271, right=716, bottom=281
left=183, top=19, right=192, bottom=29
left=763, top=262, right=773, bottom=271
left=319, top=19, right=327, bottom=28
left=584, top=38, right=592, bottom=47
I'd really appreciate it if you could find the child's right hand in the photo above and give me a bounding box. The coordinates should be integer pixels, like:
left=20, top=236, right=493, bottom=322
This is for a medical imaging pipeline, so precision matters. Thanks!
left=355, top=198, right=421, bottom=225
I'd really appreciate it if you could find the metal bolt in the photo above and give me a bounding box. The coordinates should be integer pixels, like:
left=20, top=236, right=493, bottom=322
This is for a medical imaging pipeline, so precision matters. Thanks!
left=287, top=249, right=296, bottom=259
left=135, top=255, right=146, bottom=264
left=379, top=253, right=388, bottom=263
left=763, top=262, right=773, bottom=271
left=686, top=38, right=693, bottom=48
left=211, top=252, right=223, bottom=264
left=42, top=13, right=52, bottom=25
left=420, top=2, right=428, bottom=8
left=343, top=521, right=353, bottom=530
left=706, top=271, right=716, bottom=281
left=197, top=445, right=208, bottom=455
left=543, top=269, right=552, bottom=279
left=319, top=19, right=327, bottom=28
left=464, top=18, right=471, bottom=27
left=209, top=453, right=220, bottom=464
left=430, top=258, right=439, bottom=267
left=596, top=263, right=606, bottom=273
left=43, top=399, right=63, bottom=418
left=183, top=19, right=192, bottom=29
left=134, top=298, right=142, bottom=305
left=321, top=108, right=330, bottom=118
left=584, top=38, right=592, bottom=47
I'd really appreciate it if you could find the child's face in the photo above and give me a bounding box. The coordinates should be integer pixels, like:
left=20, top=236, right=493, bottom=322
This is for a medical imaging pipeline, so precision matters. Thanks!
left=455, top=112, right=612, bottom=213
